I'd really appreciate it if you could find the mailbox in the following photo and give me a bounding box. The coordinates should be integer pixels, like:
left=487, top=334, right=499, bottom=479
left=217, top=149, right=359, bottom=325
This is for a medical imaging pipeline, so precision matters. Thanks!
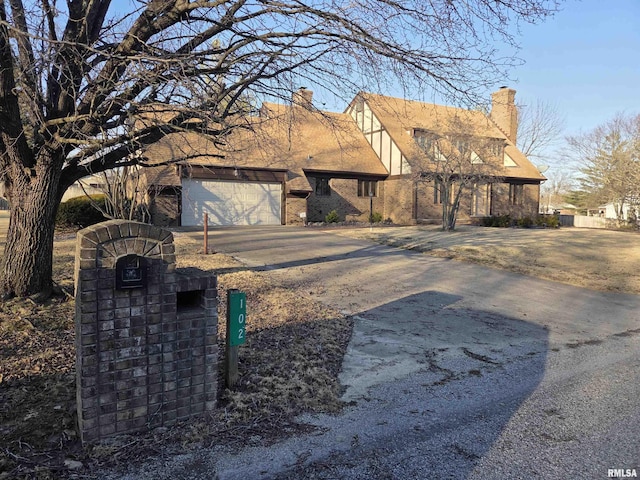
left=115, top=254, right=147, bottom=290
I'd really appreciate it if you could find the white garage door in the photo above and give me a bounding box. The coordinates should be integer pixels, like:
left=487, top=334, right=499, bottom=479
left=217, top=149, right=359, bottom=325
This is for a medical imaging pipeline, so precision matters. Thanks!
left=181, top=179, right=282, bottom=226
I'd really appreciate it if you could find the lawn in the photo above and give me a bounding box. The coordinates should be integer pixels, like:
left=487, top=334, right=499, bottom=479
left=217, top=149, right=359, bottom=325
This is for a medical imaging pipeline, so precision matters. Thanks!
left=329, top=224, right=640, bottom=295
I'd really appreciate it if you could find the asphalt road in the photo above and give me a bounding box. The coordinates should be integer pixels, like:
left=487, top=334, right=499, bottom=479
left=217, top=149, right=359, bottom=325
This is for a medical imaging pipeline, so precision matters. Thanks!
left=106, top=225, right=640, bottom=479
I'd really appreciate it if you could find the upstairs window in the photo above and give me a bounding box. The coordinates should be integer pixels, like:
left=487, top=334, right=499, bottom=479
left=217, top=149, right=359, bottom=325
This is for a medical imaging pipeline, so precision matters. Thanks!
left=315, top=177, right=331, bottom=196
left=414, top=130, right=437, bottom=155
left=489, top=139, right=505, bottom=157
left=358, top=180, right=378, bottom=197
left=451, top=136, right=469, bottom=154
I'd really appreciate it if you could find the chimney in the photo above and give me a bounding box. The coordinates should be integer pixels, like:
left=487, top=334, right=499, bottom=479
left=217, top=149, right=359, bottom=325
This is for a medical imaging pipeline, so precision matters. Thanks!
left=490, top=86, right=518, bottom=144
left=292, top=87, right=313, bottom=108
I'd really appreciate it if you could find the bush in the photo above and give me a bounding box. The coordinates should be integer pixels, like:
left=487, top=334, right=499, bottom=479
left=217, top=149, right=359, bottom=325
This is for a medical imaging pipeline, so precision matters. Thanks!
left=481, top=215, right=511, bottom=228
left=481, top=214, right=560, bottom=229
left=369, top=211, right=383, bottom=223
left=535, top=214, right=560, bottom=228
left=516, top=216, right=533, bottom=228
left=56, top=195, right=108, bottom=228
left=324, top=209, right=340, bottom=223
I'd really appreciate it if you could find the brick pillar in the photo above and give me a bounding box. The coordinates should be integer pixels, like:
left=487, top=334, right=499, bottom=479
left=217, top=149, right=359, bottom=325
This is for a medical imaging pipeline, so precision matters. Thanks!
left=74, top=220, right=217, bottom=443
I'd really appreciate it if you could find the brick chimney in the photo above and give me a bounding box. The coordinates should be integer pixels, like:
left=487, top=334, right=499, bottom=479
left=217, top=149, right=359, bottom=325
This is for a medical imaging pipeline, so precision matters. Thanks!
left=490, top=87, right=518, bottom=144
left=292, top=87, right=313, bottom=108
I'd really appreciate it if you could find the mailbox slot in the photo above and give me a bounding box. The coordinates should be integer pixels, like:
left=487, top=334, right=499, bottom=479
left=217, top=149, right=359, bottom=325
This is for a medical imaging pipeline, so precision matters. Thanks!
left=177, top=290, right=204, bottom=314
left=115, top=254, right=147, bottom=290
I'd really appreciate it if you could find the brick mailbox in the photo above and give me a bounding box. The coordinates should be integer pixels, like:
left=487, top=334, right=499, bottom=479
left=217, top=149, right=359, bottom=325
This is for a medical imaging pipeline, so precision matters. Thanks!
left=74, top=220, right=218, bottom=443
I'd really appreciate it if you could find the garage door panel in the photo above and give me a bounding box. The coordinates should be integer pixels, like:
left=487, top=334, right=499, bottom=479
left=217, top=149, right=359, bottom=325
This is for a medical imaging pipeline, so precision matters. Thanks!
left=182, top=179, right=281, bottom=226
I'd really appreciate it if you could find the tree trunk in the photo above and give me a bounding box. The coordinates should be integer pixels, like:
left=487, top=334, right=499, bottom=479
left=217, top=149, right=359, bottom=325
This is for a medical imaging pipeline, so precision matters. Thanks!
left=0, top=159, right=63, bottom=299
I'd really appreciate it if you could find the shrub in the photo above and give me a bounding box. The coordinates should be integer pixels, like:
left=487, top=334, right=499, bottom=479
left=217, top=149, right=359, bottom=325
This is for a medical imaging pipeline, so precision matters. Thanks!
left=481, top=214, right=560, bottom=229
left=324, top=209, right=340, bottom=223
left=535, top=214, right=560, bottom=228
left=56, top=195, right=108, bottom=228
left=481, top=215, right=511, bottom=228
left=369, top=211, right=383, bottom=223
left=516, top=216, right=533, bottom=228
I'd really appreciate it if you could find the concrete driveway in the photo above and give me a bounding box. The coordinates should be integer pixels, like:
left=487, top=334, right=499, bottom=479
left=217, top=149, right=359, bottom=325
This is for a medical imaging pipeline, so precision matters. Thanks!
left=108, top=225, right=640, bottom=479
left=200, top=225, right=640, bottom=400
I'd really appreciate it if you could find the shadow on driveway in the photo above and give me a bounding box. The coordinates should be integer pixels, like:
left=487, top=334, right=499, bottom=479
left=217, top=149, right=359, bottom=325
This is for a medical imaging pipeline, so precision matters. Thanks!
left=263, top=291, right=551, bottom=480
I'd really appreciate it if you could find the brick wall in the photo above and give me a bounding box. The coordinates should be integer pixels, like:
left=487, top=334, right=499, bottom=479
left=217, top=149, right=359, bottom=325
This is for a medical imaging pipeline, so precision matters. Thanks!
left=383, top=177, right=415, bottom=224
left=148, top=190, right=180, bottom=227
left=285, top=195, right=308, bottom=225
left=307, top=177, right=385, bottom=222
left=74, top=220, right=217, bottom=443
left=491, top=182, right=540, bottom=218
left=414, top=180, right=443, bottom=224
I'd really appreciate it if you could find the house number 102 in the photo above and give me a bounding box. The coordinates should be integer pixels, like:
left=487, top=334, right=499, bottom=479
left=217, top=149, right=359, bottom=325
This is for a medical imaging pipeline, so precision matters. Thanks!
left=228, top=290, right=247, bottom=347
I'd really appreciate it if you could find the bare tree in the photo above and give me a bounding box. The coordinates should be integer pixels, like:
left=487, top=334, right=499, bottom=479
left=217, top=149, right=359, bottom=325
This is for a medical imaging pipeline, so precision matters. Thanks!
left=517, top=99, right=566, bottom=163
left=83, top=166, right=148, bottom=222
left=568, top=113, right=640, bottom=227
left=539, top=168, right=573, bottom=213
left=412, top=117, right=504, bottom=230
left=0, top=0, right=559, bottom=298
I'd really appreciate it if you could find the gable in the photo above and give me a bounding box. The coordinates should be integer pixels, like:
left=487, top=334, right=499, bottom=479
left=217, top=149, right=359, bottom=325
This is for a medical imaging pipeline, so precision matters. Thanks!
left=346, top=96, right=409, bottom=176
left=351, top=93, right=545, bottom=182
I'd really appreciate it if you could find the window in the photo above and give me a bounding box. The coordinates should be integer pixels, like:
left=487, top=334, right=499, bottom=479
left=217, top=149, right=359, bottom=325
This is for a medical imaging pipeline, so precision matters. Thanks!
left=451, top=136, right=469, bottom=154
left=414, top=130, right=437, bottom=155
left=489, top=139, right=504, bottom=157
left=472, top=184, right=490, bottom=216
left=315, top=177, right=331, bottom=196
left=509, top=183, right=524, bottom=205
left=358, top=180, right=378, bottom=197
left=470, top=151, right=483, bottom=164
left=433, top=180, right=443, bottom=204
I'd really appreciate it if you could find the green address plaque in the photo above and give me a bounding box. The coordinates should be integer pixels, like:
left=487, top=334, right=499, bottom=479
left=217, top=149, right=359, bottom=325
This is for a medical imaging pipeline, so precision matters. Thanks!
left=228, top=289, right=246, bottom=347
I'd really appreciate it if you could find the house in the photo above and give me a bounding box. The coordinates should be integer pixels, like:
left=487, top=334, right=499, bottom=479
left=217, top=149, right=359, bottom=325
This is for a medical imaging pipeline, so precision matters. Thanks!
left=140, top=87, right=544, bottom=226
left=61, top=174, right=106, bottom=202
left=599, top=201, right=639, bottom=222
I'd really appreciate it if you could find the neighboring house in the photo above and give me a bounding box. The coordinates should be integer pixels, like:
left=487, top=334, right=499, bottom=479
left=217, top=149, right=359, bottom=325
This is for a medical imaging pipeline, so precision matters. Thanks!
left=540, top=202, right=578, bottom=215
left=140, top=87, right=544, bottom=226
left=599, top=201, right=639, bottom=222
left=61, top=174, right=105, bottom=202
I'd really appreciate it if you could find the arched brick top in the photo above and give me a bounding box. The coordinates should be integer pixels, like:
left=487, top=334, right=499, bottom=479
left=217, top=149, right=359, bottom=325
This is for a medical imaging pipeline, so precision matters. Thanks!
left=75, top=220, right=175, bottom=272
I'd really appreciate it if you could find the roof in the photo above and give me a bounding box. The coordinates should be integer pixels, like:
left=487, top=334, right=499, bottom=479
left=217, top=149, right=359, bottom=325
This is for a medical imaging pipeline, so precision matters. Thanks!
left=142, top=103, right=388, bottom=191
left=359, top=93, right=545, bottom=181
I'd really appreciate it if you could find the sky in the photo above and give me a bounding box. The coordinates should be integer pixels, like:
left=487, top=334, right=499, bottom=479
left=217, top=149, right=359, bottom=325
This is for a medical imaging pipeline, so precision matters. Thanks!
left=509, top=0, right=639, bottom=136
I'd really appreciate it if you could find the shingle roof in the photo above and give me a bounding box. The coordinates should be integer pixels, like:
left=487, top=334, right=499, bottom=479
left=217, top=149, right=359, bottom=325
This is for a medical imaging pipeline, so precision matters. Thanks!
left=360, top=93, right=545, bottom=181
left=141, top=103, right=388, bottom=190
left=141, top=93, right=544, bottom=189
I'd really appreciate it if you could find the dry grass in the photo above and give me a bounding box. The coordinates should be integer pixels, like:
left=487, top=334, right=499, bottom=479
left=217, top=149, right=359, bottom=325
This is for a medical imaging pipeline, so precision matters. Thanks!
left=329, top=225, right=640, bottom=294
left=0, top=231, right=352, bottom=479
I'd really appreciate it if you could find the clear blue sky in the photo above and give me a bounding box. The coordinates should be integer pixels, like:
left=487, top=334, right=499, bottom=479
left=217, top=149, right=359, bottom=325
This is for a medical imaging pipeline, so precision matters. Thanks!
left=511, top=0, right=639, bottom=136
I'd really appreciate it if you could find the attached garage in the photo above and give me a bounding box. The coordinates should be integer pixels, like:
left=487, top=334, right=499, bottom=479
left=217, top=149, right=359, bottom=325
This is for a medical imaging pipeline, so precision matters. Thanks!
left=181, top=179, right=282, bottom=226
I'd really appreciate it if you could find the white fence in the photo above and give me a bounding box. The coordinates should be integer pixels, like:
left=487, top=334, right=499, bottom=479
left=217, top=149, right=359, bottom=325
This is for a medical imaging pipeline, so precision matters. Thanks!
left=559, top=215, right=610, bottom=229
